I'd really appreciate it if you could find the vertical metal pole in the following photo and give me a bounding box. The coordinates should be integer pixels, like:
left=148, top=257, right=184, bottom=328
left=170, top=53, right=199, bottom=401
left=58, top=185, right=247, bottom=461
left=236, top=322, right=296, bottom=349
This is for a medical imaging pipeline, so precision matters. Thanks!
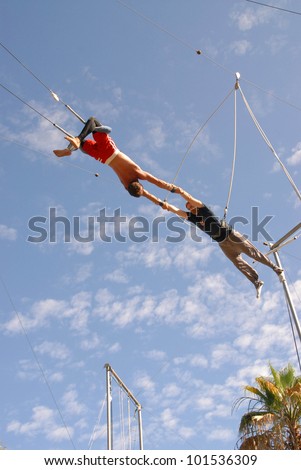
left=272, top=250, right=301, bottom=344
left=105, top=364, right=112, bottom=450
left=137, top=405, right=144, bottom=450
left=104, top=363, right=143, bottom=450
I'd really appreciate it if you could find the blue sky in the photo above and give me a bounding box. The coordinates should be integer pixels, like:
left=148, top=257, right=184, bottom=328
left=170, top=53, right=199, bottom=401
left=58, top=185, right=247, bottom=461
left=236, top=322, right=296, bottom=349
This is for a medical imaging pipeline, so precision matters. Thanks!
left=0, top=0, right=300, bottom=451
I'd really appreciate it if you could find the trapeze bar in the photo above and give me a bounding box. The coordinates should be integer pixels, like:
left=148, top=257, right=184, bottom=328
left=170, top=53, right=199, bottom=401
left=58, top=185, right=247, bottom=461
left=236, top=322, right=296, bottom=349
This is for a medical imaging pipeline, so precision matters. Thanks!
left=271, top=222, right=301, bottom=251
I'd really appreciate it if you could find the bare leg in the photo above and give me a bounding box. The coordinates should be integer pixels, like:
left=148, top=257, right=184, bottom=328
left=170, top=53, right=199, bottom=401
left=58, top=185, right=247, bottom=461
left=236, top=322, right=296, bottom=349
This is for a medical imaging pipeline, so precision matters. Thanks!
left=53, top=136, right=81, bottom=157
left=53, top=116, right=100, bottom=157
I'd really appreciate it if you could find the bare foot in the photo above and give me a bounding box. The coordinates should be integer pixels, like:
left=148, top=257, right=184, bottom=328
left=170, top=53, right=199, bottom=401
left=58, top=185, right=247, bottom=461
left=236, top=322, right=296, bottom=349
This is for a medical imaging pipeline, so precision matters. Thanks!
left=53, top=149, right=72, bottom=157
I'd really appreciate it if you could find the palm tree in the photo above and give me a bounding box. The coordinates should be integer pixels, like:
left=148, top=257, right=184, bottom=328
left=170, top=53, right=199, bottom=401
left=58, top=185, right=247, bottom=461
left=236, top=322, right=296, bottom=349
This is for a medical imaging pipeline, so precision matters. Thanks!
left=233, top=363, right=301, bottom=450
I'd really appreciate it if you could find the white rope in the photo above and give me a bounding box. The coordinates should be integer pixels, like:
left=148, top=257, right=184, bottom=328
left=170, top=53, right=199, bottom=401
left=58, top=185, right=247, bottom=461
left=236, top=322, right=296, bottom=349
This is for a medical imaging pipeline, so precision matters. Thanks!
left=88, top=397, right=106, bottom=450
left=0, top=41, right=85, bottom=123
left=264, top=233, right=301, bottom=256
left=127, top=398, right=132, bottom=450
left=119, top=388, right=126, bottom=450
left=223, top=81, right=238, bottom=221
left=166, top=86, right=235, bottom=196
left=0, top=274, right=76, bottom=449
left=238, top=84, right=301, bottom=201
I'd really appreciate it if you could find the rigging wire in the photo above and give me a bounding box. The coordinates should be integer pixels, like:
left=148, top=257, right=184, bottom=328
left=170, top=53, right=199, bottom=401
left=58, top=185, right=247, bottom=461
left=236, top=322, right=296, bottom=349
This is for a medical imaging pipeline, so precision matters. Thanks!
left=265, top=233, right=301, bottom=257
left=110, top=375, right=141, bottom=450
left=118, top=388, right=126, bottom=449
left=286, top=294, right=301, bottom=372
left=284, top=259, right=301, bottom=310
left=127, top=398, right=132, bottom=450
left=88, top=397, right=106, bottom=449
left=167, top=85, right=235, bottom=192
left=223, top=76, right=239, bottom=222
left=0, top=136, right=101, bottom=178
left=238, top=84, right=301, bottom=202
left=0, top=82, right=74, bottom=137
left=0, top=274, right=76, bottom=449
left=1, top=5, right=299, bottom=449
left=0, top=41, right=85, bottom=123
left=116, top=0, right=197, bottom=53
left=239, top=77, right=301, bottom=113
left=245, top=0, right=301, bottom=16
left=280, top=265, right=301, bottom=371
left=115, top=0, right=301, bottom=113
left=0, top=41, right=55, bottom=94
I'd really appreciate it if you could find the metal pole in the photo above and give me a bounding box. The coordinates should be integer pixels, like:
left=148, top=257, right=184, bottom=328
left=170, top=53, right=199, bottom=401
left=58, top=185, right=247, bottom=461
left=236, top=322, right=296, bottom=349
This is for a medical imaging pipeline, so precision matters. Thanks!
left=272, top=250, right=301, bottom=344
left=64, top=104, right=86, bottom=123
left=104, top=363, right=143, bottom=450
left=137, top=405, right=144, bottom=450
left=271, top=222, right=301, bottom=251
left=105, top=364, right=112, bottom=450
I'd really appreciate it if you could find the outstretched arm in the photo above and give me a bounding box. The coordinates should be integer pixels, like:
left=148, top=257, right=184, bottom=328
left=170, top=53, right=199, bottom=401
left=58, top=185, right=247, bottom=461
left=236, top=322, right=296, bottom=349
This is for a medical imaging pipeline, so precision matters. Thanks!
left=172, top=186, right=204, bottom=208
left=162, top=201, right=188, bottom=219
left=142, top=172, right=174, bottom=192
left=142, top=189, right=188, bottom=219
left=141, top=188, right=166, bottom=207
left=141, top=188, right=188, bottom=219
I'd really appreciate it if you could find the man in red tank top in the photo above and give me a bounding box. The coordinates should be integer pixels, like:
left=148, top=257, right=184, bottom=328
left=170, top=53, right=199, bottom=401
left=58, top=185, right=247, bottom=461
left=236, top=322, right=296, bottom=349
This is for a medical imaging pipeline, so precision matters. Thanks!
left=54, top=117, right=173, bottom=207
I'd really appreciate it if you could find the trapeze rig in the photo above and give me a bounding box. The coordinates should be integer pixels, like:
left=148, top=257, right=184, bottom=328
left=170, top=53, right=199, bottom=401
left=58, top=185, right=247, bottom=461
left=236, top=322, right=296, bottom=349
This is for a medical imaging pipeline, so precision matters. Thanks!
left=266, top=222, right=301, bottom=346
left=104, top=363, right=143, bottom=450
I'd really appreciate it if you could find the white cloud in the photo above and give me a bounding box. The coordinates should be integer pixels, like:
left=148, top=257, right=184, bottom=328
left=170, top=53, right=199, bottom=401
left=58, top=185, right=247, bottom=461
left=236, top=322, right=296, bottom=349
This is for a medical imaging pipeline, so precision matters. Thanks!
left=34, top=341, right=70, bottom=360
left=80, top=333, right=101, bottom=351
left=196, top=397, right=214, bottom=410
left=226, top=361, right=272, bottom=388
left=229, top=40, right=252, bottom=56
left=85, top=98, right=121, bottom=122
left=108, top=342, right=121, bottom=353
left=7, top=406, right=74, bottom=442
left=207, top=427, right=234, bottom=442
left=74, top=263, right=93, bottom=283
left=104, top=268, right=129, bottom=283
left=161, top=408, right=178, bottom=430
left=291, top=279, right=301, bottom=304
left=178, top=426, right=196, bottom=440
left=81, top=66, right=97, bottom=82
left=234, top=333, right=253, bottom=350
left=205, top=404, right=232, bottom=420
left=211, top=343, right=238, bottom=368
left=230, top=6, right=273, bottom=31
left=287, top=142, right=301, bottom=166
left=1, top=291, right=91, bottom=334
left=134, top=371, right=156, bottom=394
left=18, top=105, right=71, bottom=155
left=0, top=224, right=17, bottom=240
left=1, top=298, right=68, bottom=333
left=146, top=119, right=166, bottom=149
left=173, top=353, right=208, bottom=369
left=145, top=349, right=167, bottom=361
left=265, top=34, right=288, bottom=55
left=67, top=239, right=95, bottom=256
left=162, top=383, right=181, bottom=398
left=62, top=388, right=87, bottom=416
left=63, top=291, right=92, bottom=332
left=49, top=372, right=64, bottom=383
